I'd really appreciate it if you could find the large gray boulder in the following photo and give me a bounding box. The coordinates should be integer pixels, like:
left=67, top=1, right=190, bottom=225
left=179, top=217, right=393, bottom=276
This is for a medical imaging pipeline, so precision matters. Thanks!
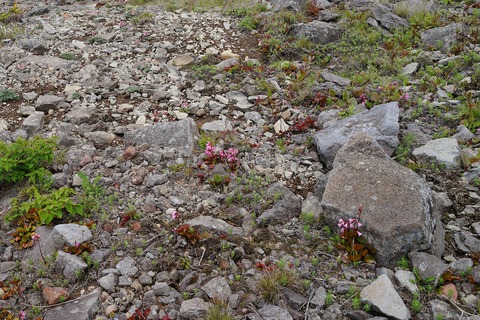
left=314, top=102, right=399, bottom=169
left=320, top=133, right=444, bottom=267
left=124, top=118, right=199, bottom=156
left=289, top=21, right=344, bottom=45
left=420, top=23, right=465, bottom=52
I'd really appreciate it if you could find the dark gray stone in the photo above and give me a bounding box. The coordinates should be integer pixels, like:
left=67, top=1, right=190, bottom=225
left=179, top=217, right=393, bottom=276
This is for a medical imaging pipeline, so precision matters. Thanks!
left=35, top=95, right=64, bottom=112
left=257, top=183, right=302, bottom=226
left=408, top=252, right=448, bottom=281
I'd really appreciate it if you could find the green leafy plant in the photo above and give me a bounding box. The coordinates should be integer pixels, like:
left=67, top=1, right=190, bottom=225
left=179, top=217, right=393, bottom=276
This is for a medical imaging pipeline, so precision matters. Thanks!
left=6, top=186, right=84, bottom=225
left=0, top=136, right=57, bottom=184
left=0, top=88, right=19, bottom=102
left=59, top=52, right=76, bottom=60
left=397, top=256, right=411, bottom=270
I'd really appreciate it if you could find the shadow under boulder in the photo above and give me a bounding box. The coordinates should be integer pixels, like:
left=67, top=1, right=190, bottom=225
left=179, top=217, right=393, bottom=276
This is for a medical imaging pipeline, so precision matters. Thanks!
left=320, top=133, right=444, bottom=267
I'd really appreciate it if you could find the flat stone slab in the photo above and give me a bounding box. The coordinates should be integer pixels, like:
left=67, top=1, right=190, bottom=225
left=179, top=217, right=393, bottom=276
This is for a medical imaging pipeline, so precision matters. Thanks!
left=124, top=118, right=199, bottom=156
left=43, top=289, right=101, bottom=320
left=412, top=138, right=461, bottom=169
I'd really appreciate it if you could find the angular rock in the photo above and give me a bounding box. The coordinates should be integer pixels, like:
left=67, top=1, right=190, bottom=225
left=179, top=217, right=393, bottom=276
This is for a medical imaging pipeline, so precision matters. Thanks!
left=54, top=251, right=88, bottom=282
left=321, top=133, right=444, bottom=267
left=421, top=23, right=465, bottom=52
left=201, top=276, right=231, bottom=300
left=171, top=54, right=194, bottom=66
left=257, top=183, right=302, bottom=226
left=360, top=274, right=410, bottom=320
left=186, top=215, right=243, bottom=238
left=289, top=21, right=344, bottom=45
left=372, top=5, right=408, bottom=31
left=314, top=102, right=399, bottom=169
left=402, top=62, right=419, bottom=75
left=125, top=118, right=199, bottom=156
left=408, top=252, right=448, bottom=281
left=64, top=107, right=96, bottom=125
left=412, top=138, right=461, bottom=169
left=116, top=257, right=138, bottom=277
left=98, top=273, right=117, bottom=292
left=310, top=286, right=327, bottom=308
left=179, top=298, right=212, bottom=320
left=394, top=270, right=418, bottom=294
left=43, top=287, right=70, bottom=305
left=51, top=224, right=93, bottom=247
left=201, top=119, right=233, bottom=132
left=271, top=0, right=307, bottom=11
left=43, top=289, right=100, bottom=320
left=21, top=38, right=49, bottom=54
left=84, top=131, right=116, bottom=149
left=321, top=71, right=351, bottom=86
left=282, top=287, right=307, bottom=309
left=429, top=299, right=460, bottom=320
left=35, top=95, right=64, bottom=112
left=21, top=111, right=45, bottom=135
left=258, top=304, right=293, bottom=320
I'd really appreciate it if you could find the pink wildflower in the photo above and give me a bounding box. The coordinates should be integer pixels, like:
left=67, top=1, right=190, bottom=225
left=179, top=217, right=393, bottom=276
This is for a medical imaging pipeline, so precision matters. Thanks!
left=171, top=210, right=179, bottom=220
left=32, top=234, right=41, bottom=241
left=205, top=142, right=216, bottom=158
left=19, top=311, right=26, bottom=320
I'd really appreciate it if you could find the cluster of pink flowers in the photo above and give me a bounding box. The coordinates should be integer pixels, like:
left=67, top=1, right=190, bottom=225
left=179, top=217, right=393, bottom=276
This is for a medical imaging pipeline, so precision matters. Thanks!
left=338, top=218, right=362, bottom=237
left=205, top=142, right=239, bottom=164
left=219, top=148, right=239, bottom=163
left=205, top=142, right=216, bottom=158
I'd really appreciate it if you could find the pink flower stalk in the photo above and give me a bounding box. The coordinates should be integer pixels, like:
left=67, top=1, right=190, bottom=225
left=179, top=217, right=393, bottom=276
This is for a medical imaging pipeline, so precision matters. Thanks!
left=19, top=311, right=26, bottom=320
left=338, top=218, right=362, bottom=237
left=32, top=234, right=47, bottom=264
left=171, top=210, right=179, bottom=220
left=205, top=142, right=216, bottom=158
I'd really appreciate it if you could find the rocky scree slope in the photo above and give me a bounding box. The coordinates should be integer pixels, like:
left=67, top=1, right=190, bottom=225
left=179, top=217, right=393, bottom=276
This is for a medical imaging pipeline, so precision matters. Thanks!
left=0, top=0, right=479, bottom=319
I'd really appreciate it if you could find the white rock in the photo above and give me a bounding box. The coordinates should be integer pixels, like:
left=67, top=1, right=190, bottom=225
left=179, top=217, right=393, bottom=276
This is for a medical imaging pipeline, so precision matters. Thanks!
left=274, top=118, right=289, bottom=134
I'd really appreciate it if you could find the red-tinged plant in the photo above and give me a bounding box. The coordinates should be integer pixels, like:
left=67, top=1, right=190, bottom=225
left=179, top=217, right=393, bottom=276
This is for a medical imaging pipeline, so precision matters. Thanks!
left=64, top=242, right=93, bottom=255
left=127, top=308, right=151, bottom=320
left=290, top=116, right=317, bottom=133
left=174, top=224, right=201, bottom=244
left=335, top=207, right=375, bottom=264
left=309, top=92, right=327, bottom=109
left=0, top=279, right=25, bottom=300
left=306, top=0, right=321, bottom=18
